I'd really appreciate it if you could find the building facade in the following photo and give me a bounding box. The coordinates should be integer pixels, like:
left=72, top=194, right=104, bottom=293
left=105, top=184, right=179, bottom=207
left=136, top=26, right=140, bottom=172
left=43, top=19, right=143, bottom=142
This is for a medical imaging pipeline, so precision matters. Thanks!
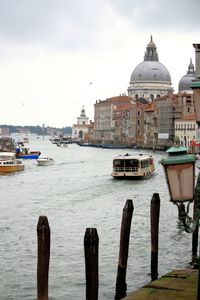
left=175, top=115, right=198, bottom=148
left=92, top=95, right=136, bottom=146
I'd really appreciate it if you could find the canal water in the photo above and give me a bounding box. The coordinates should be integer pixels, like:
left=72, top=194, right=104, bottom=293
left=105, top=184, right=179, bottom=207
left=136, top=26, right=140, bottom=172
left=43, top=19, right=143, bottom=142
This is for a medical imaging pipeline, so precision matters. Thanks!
left=0, top=138, right=194, bottom=299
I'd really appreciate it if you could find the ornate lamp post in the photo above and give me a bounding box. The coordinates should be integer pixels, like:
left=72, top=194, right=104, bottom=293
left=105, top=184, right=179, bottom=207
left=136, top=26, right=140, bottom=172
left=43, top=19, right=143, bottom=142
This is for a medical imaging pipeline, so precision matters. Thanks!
left=160, top=146, right=200, bottom=300
left=160, top=42, right=200, bottom=300
left=160, top=146, right=197, bottom=232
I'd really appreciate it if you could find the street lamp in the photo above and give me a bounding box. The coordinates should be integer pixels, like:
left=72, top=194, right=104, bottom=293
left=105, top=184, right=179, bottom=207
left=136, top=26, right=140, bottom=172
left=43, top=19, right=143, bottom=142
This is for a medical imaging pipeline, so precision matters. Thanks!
left=161, top=145, right=200, bottom=300
left=160, top=146, right=197, bottom=233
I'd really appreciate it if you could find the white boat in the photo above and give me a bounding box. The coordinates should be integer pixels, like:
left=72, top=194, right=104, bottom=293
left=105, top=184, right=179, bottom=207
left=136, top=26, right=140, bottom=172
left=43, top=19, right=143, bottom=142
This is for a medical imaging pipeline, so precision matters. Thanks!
left=111, top=153, right=155, bottom=179
left=0, top=152, right=25, bottom=174
left=37, top=156, right=55, bottom=166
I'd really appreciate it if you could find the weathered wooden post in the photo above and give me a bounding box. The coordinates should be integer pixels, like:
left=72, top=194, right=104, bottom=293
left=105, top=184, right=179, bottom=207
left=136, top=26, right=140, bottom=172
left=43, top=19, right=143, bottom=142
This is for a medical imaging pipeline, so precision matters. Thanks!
left=192, top=172, right=200, bottom=258
left=84, top=228, right=99, bottom=300
left=115, top=199, right=134, bottom=300
left=37, top=216, right=50, bottom=300
left=150, top=193, right=160, bottom=281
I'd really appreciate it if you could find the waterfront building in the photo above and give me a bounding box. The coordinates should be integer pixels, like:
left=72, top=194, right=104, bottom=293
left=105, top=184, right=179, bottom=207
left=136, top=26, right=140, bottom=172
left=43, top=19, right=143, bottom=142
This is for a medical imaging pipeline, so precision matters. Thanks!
left=175, top=115, right=198, bottom=149
left=143, top=102, right=157, bottom=150
left=134, top=102, right=145, bottom=147
left=155, top=93, right=195, bottom=149
left=127, top=36, right=173, bottom=101
left=93, top=95, right=135, bottom=145
left=72, top=106, right=90, bottom=143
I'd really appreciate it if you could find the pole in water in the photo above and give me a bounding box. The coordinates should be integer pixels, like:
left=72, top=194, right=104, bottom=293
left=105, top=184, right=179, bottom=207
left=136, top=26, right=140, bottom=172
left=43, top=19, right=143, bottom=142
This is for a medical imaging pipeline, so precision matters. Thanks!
left=150, top=193, right=160, bottom=281
left=37, top=216, right=50, bottom=300
left=115, top=199, right=134, bottom=300
left=84, top=228, right=99, bottom=300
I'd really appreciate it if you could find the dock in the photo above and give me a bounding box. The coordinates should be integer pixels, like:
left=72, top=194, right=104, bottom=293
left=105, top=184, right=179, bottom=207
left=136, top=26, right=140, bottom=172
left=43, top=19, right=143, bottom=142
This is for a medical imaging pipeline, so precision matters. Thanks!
left=123, top=269, right=197, bottom=300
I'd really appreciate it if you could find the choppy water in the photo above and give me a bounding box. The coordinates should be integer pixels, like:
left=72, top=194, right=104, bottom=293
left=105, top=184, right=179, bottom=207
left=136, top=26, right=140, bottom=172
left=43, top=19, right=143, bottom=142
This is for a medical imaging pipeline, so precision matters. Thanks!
left=0, top=138, right=194, bottom=299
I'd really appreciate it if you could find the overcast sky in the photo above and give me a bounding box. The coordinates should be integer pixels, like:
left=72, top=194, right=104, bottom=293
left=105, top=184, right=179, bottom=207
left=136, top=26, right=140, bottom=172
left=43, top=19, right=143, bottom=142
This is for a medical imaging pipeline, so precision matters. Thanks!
left=0, top=0, right=199, bottom=127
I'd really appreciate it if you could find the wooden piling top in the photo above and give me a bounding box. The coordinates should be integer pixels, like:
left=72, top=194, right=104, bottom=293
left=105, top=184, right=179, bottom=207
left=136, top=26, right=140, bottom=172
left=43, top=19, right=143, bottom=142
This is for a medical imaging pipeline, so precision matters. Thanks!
left=122, top=269, right=197, bottom=300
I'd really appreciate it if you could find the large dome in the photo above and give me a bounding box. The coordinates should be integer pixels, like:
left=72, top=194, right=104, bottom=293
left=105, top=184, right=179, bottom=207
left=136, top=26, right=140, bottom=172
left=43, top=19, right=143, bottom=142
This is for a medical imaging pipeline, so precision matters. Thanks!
left=127, top=36, right=173, bottom=101
left=178, top=59, right=195, bottom=92
left=130, top=61, right=171, bottom=83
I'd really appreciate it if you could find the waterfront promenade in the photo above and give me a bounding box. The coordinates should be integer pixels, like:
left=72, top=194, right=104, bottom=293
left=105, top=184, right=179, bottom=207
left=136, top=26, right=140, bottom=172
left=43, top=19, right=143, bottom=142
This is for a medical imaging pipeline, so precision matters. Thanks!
left=123, top=269, right=197, bottom=300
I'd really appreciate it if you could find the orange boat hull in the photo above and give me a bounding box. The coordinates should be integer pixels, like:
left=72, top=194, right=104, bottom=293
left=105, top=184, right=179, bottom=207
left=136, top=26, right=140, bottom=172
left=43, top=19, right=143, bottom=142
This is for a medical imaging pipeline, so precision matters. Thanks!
left=0, top=165, right=25, bottom=173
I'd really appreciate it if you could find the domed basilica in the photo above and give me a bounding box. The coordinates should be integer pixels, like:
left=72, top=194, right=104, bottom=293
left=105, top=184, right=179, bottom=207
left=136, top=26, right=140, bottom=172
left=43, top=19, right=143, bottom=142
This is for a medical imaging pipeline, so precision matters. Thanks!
left=127, top=36, right=173, bottom=101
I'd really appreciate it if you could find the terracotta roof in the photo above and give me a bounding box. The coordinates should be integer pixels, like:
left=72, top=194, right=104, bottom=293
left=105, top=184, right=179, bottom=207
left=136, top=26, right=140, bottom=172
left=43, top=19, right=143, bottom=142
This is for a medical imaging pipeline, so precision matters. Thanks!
left=110, top=95, right=132, bottom=103
left=144, top=102, right=156, bottom=112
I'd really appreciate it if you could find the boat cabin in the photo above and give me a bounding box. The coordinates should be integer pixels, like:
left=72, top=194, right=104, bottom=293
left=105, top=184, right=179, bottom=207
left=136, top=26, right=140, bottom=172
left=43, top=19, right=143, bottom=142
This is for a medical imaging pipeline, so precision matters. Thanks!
left=112, top=153, right=155, bottom=178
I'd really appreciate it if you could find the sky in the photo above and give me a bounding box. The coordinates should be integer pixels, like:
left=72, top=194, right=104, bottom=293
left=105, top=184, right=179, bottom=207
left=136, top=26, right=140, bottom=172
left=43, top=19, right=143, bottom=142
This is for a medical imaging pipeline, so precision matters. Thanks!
left=0, top=0, right=200, bottom=128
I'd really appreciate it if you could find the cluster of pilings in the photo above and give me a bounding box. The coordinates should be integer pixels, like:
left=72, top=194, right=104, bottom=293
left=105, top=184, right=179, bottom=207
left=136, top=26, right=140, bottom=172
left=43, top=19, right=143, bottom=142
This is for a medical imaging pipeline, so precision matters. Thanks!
left=36, top=192, right=199, bottom=300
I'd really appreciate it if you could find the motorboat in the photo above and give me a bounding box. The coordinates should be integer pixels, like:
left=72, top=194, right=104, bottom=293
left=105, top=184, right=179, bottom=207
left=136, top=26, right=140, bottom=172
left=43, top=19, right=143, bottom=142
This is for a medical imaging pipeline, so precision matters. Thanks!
left=37, top=156, right=55, bottom=166
left=111, top=153, right=155, bottom=179
left=15, top=146, right=41, bottom=159
left=0, top=152, right=25, bottom=174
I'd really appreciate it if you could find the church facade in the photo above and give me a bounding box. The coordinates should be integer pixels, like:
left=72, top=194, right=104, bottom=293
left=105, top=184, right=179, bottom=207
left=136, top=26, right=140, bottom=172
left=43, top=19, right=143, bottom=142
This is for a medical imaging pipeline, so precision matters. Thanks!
left=72, top=106, right=91, bottom=142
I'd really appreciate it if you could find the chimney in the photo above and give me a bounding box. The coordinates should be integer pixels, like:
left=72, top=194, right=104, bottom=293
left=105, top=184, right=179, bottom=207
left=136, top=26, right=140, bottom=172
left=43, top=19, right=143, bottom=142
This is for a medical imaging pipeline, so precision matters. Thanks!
left=193, top=44, right=200, bottom=80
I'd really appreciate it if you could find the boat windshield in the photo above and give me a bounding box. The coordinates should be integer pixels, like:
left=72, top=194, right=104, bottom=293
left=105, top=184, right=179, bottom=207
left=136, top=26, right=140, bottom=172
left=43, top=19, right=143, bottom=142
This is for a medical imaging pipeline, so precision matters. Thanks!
left=124, top=159, right=139, bottom=168
left=113, top=159, right=124, bottom=168
left=0, top=154, right=14, bottom=160
left=141, top=159, right=150, bottom=168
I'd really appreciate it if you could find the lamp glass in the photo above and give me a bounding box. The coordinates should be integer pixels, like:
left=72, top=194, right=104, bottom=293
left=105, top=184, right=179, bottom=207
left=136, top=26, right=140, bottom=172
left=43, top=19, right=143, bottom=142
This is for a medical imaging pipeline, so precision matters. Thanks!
left=165, top=163, right=194, bottom=202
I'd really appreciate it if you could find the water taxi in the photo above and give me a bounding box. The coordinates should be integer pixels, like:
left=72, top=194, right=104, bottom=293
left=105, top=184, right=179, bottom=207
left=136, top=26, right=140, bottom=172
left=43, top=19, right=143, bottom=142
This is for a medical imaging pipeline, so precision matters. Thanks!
left=37, top=156, right=55, bottom=166
left=0, top=152, right=25, bottom=174
left=111, top=153, right=155, bottom=179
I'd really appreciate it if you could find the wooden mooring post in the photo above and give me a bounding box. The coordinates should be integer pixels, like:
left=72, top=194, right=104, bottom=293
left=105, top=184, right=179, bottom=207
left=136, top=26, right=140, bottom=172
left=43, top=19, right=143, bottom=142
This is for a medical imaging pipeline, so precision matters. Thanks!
left=115, top=199, right=134, bottom=300
left=84, top=228, right=99, bottom=300
left=150, top=193, right=160, bottom=281
left=37, top=216, right=50, bottom=300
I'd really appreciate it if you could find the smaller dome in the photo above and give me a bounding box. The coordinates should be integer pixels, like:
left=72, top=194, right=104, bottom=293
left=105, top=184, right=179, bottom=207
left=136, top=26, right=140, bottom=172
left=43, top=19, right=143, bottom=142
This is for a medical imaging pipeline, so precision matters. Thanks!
left=178, top=59, right=195, bottom=92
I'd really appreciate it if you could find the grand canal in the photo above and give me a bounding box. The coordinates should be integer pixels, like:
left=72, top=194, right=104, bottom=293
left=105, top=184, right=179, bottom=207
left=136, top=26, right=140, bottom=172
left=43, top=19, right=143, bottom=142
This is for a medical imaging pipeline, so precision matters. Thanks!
left=0, top=137, right=194, bottom=299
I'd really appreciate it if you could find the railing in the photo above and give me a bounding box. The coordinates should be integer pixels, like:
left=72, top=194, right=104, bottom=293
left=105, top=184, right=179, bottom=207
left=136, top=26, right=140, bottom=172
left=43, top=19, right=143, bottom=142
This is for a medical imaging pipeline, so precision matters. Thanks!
left=113, top=167, right=139, bottom=173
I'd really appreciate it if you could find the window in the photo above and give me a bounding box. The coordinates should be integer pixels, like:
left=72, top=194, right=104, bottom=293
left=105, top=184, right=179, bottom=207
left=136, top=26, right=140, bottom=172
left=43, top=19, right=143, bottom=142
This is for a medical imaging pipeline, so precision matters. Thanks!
left=141, top=160, right=150, bottom=168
